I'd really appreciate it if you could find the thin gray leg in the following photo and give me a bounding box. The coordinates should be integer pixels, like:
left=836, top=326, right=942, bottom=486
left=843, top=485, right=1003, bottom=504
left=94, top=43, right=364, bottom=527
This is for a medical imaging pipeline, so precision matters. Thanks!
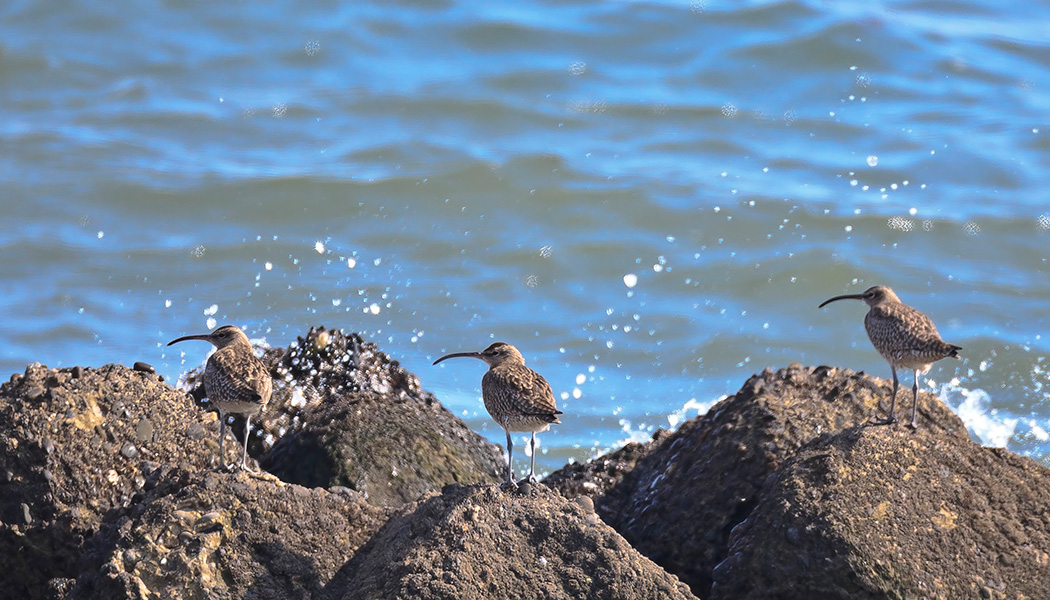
left=242, top=415, right=256, bottom=472
left=218, top=410, right=227, bottom=468
left=527, top=432, right=537, bottom=483
left=501, top=428, right=515, bottom=488
left=874, top=367, right=899, bottom=425
left=909, top=370, right=920, bottom=429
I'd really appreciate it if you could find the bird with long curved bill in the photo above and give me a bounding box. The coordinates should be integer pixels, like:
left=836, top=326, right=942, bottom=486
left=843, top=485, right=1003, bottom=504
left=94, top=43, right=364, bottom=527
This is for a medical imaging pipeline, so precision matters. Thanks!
left=433, top=342, right=562, bottom=488
left=819, top=286, right=961, bottom=428
left=168, top=325, right=272, bottom=471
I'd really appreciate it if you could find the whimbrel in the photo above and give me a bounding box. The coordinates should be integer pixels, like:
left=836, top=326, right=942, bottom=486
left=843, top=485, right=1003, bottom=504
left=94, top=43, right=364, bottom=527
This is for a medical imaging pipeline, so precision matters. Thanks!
left=819, top=286, right=962, bottom=428
left=433, top=342, right=562, bottom=487
left=168, top=325, right=272, bottom=471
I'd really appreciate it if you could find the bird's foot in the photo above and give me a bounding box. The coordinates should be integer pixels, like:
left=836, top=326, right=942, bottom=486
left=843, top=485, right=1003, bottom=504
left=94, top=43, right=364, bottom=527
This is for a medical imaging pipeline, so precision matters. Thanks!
left=499, top=480, right=518, bottom=491
left=517, top=475, right=538, bottom=485
left=870, top=414, right=897, bottom=426
left=906, top=420, right=919, bottom=430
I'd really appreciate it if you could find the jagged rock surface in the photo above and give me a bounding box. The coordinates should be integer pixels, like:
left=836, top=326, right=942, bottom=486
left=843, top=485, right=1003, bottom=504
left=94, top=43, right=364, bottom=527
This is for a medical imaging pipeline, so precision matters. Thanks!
left=260, top=327, right=506, bottom=506
left=711, top=425, right=1050, bottom=600
left=0, top=363, right=218, bottom=600
left=319, top=483, right=698, bottom=600
left=546, top=364, right=969, bottom=597
left=69, top=467, right=389, bottom=600
left=543, top=435, right=656, bottom=502
left=6, top=348, right=1045, bottom=600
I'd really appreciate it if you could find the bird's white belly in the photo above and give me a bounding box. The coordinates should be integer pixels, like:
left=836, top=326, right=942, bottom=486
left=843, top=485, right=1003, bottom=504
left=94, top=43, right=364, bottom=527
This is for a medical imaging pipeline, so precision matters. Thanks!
left=501, top=417, right=552, bottom=434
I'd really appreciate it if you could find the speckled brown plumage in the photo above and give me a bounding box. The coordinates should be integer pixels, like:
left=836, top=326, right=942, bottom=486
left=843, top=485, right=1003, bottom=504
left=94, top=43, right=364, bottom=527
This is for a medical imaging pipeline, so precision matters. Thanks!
left=435, top=342, right=562, bottom=487
left=820, top=286, right=961, bottom=428
left=168, top=324, right=272, bottom=470
left=864, top=298, right=960, bottom=370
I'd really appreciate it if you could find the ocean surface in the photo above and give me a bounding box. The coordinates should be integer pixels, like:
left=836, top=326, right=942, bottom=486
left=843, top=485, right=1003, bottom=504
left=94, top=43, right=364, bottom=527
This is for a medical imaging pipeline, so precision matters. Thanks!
left=3, top=0, right=1049, bottom=476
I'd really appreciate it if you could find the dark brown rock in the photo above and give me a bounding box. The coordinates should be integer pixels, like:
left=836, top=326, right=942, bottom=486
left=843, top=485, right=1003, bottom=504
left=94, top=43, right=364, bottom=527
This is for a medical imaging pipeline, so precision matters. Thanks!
left=547, top=364, right=968, bottom=597
left=543, top=438, right=653, bottom=501
left=711, top=425, right=1050, bottom=600
left=68, top=467, right=389, bottom=600
left=0, top=363, right=220, bottom=599
left=319, top=483, right=698, bottom=600
left=176, top=326, right=506, bottom=500
left=259, top=327, right=506, bottom=506
left=261, top=389, right=506, bottom=506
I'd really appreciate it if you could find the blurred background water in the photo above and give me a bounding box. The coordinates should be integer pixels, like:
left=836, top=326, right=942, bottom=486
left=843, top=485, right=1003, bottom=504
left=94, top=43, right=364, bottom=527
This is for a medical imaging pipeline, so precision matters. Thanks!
left=3, top=0, right=1048, bottom=475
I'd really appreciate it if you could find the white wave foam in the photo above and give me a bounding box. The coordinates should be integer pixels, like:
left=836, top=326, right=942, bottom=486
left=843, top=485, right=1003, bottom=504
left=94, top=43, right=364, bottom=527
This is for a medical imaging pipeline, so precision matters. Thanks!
left=667, top=395, right=725, bottom=428
left=936, top=381, right=1018, bottom=448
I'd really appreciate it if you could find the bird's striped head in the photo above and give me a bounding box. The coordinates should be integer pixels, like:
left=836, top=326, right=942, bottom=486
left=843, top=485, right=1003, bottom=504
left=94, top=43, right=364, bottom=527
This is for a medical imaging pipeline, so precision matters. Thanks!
left=820, top=285, right=902, bottom=309
left=167, top=324, right=252, bottom=350
left=433, top=341, right=525, bottom=368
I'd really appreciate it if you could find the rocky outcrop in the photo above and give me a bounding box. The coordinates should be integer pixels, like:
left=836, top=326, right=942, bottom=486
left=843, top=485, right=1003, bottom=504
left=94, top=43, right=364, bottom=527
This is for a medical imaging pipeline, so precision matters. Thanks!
left=5, top=343, right=1049, bottom=600
left=177, top=326, right=447, bottom=460
left=319, top=483, right=698, bottom=600
left=0, top=363, right=218, bottom=599
left=542, top=434, right=656, bottom=506
left=0, top=328, right=514, bottom=598
left=258, top=327, right=506, bottom=506
left=545, top=364, right=970, bottom=597
left=711, top=425, right=1050, bottom=600
left=69, top=467, right=389, bottom=600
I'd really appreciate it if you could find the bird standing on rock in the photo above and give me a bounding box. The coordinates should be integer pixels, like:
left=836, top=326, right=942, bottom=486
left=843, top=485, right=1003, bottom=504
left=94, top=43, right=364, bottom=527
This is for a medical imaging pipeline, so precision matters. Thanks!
left=168, top=325, right=272, bottom=471
left=819, top=285, right=962, bottom=428
left=433, top=342, right=562, bottom=488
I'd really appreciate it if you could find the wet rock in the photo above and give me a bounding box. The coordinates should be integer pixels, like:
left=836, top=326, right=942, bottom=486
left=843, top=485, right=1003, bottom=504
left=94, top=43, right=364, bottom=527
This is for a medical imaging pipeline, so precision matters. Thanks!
left=319, top=483, right=697, bottom=600
left=69, top=468, right=390, bottom=600
left=131, top=362, right=155, bottom=375
left=0, top=364, right=219, bottom=598
left=270, top=326, right=432, bottom=401
left=543, top=438, right=653, bottom=501
left=261, top=389, right=506, bottom=506
left=176, top=326, right=480, bottom=471
left=259, top=327, right=506, bottom=506
left=710, top=425, right=1050, bottom=599
left=547, top=364, right=968, bottom=597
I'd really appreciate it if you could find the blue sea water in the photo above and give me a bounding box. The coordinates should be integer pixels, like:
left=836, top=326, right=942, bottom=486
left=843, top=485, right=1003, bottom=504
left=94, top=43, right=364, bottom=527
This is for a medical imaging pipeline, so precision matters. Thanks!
left=2, top=0, right=1049, bottom=473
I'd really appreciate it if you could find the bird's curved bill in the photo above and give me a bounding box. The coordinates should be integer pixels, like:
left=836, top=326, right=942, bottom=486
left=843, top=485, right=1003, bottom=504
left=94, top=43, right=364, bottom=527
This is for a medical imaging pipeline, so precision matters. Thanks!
left=818, top=294, right=865, bottom=309
left=167, top=334, right=211, bottom=346
left=432, top=351, right=482, bottom=365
